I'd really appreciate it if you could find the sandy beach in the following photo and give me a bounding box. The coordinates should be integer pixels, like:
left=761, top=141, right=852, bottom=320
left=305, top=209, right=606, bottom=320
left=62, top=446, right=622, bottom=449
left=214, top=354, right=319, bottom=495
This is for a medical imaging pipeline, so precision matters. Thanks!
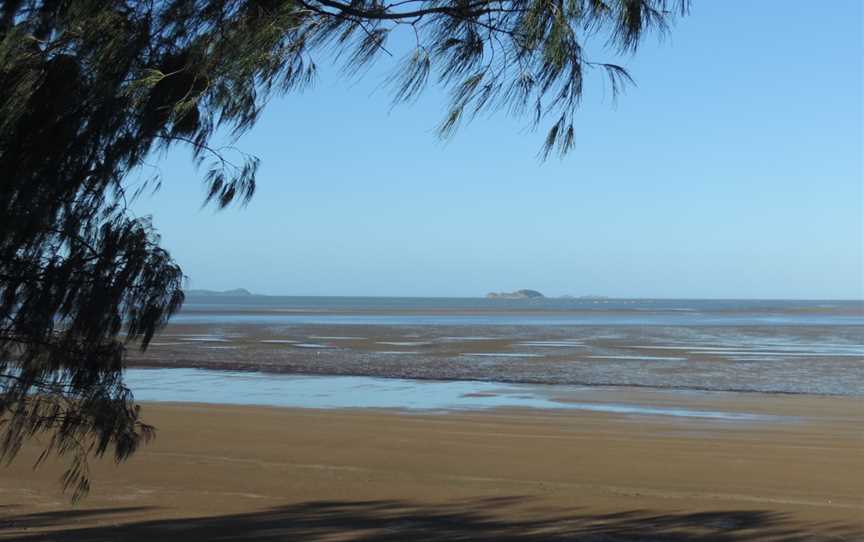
left=2, top=391, right=861, bottom=541
left=3, top=0, right=862, bottom=534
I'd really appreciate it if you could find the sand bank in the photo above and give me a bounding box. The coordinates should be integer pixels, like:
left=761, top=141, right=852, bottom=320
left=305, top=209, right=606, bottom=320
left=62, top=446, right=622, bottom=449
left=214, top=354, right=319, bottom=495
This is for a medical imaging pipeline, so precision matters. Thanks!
left=1, top=394, right=862, bottom=540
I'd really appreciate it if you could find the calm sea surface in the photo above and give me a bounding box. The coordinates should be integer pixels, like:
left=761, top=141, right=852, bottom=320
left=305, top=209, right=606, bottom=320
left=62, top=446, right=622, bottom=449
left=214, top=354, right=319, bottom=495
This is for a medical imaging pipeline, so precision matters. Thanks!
left=175, top=297, right=864, bottom=326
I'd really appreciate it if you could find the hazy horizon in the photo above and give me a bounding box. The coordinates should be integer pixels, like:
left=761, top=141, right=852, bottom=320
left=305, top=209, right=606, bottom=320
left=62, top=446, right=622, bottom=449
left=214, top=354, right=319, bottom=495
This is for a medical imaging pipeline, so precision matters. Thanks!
left=132, top=2, right=863, bottom=300
left=184, top=288, right=864, bottom=302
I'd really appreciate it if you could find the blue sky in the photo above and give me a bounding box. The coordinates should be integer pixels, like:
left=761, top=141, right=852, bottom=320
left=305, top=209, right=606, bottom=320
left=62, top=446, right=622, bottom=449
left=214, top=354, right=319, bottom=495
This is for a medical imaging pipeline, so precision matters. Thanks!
left=132, top=1, right=863, bottom=299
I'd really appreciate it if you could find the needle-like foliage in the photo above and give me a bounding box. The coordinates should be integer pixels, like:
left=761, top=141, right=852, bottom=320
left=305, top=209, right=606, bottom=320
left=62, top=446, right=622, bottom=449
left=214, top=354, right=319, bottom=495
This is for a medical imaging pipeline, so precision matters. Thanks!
left=0, top=0, right=687, bottom=499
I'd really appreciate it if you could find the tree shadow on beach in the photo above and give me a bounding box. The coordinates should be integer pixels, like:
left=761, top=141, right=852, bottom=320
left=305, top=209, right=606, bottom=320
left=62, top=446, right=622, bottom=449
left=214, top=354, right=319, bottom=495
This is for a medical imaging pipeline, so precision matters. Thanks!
left=0, top=506, right=152, bottom=533
left=0, top=497, right=859, bottom=541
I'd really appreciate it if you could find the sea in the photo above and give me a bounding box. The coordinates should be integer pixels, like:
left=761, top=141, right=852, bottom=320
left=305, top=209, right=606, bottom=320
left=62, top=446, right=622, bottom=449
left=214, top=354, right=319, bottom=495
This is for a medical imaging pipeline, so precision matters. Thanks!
left=173, top=296, right=863, bottom=326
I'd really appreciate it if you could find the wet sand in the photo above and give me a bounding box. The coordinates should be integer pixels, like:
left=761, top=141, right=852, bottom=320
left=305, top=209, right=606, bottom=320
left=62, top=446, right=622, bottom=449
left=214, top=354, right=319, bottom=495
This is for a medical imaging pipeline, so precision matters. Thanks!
left=128, top=322, right=864, bottom=395
left=2, top=393, right=862, bottom=541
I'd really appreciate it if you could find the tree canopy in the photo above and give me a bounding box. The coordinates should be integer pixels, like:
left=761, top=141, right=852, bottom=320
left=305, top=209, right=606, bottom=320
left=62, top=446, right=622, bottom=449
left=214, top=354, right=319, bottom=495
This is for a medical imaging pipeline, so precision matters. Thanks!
left=0, top=0, right=687, bottom=499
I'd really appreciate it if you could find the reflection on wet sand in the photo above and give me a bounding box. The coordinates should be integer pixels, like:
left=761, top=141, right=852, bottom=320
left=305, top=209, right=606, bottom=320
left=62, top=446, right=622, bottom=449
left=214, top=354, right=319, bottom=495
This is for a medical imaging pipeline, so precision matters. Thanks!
left=125, top=368, right=789, bottom=421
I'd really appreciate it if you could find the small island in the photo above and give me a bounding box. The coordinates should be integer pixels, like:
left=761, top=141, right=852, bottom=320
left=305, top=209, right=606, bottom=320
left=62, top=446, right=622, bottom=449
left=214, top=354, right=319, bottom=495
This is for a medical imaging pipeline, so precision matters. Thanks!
left=485, top=289, right=545, bottom=299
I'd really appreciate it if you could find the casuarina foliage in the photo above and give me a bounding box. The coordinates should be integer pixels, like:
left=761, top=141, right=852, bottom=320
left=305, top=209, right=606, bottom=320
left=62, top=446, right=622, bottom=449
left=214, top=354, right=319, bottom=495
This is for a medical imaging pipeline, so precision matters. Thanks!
left=0, top=0, right=686, bottom=499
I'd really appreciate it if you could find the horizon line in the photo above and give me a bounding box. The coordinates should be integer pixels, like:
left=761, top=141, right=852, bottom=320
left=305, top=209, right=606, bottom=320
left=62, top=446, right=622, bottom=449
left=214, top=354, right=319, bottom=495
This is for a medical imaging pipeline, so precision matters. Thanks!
left=184, top=291, right=864, bottom=302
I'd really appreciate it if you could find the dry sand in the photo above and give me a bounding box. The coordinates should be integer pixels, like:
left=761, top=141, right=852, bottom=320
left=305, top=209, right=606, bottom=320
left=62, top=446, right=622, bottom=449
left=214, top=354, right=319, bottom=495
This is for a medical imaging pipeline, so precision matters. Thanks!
left=1, top=395, right=862, bottom=541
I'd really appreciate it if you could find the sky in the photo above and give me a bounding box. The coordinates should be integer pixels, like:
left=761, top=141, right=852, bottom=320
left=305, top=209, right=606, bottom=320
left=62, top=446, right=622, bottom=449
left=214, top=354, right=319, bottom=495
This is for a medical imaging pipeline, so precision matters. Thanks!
left=131, top=1, right=864, bottom=299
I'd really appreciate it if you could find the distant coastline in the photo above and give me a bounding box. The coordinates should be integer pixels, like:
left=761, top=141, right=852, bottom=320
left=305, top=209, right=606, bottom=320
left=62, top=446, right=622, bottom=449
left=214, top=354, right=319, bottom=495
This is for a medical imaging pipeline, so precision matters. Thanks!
left=486, top=289, right=545, bottom=299
left=180, top=290, right=863, bottom=303
left=186, top=288, right=254, bottom=297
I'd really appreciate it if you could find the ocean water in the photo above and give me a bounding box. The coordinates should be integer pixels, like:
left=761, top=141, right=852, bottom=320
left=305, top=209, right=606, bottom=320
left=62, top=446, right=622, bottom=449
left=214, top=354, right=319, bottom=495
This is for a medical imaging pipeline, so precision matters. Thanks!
left=130, top=296, right=864, bottom=396
left=175, top=296, right=864, bottom=326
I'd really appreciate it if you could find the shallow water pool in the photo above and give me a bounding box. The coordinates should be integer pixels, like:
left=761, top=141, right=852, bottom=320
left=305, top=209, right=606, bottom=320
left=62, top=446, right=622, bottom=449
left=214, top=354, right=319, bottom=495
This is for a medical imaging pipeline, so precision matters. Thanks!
left=125, top=368, right=784, bottom=422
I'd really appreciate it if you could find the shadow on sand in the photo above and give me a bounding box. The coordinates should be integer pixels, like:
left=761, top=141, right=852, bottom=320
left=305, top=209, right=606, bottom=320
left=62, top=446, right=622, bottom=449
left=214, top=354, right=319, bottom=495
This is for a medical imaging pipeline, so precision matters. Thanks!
left=1, top=497, right=859, bottom=541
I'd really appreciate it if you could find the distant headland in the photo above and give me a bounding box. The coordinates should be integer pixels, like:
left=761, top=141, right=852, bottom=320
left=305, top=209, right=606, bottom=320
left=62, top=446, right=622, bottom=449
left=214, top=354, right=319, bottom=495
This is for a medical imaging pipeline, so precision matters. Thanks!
left=186, top=288, right=254, bottom=297
left=485, top=289, right=545, bottom=299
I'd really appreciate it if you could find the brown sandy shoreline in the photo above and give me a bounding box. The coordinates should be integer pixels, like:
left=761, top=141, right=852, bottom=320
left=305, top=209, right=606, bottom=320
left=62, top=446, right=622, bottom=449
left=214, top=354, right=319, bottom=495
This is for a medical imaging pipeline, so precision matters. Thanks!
left=2, top=393, right=862, bottom=541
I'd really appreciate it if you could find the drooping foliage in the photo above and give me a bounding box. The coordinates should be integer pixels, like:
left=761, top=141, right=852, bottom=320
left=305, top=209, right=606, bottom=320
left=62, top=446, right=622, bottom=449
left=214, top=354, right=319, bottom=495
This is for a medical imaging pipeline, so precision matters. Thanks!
left=0, top=0, right=687, bottom=499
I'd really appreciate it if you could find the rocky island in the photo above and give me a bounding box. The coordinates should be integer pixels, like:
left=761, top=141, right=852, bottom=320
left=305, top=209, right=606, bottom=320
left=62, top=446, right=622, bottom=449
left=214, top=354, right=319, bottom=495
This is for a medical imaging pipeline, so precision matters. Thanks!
left=485, top=289, right=545, bottom=299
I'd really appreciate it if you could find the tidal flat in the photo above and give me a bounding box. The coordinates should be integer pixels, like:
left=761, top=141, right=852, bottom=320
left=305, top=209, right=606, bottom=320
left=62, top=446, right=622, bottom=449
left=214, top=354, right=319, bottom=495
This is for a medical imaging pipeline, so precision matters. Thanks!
left=129, top=321, right=864, bottom=396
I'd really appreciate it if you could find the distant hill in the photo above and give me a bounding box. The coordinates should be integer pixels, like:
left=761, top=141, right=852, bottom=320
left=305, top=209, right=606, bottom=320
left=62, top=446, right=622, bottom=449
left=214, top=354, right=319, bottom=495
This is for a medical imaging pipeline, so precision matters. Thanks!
left=486, top=289, right=545, bottom=299
left=186, top=288, right=254, bottom=297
